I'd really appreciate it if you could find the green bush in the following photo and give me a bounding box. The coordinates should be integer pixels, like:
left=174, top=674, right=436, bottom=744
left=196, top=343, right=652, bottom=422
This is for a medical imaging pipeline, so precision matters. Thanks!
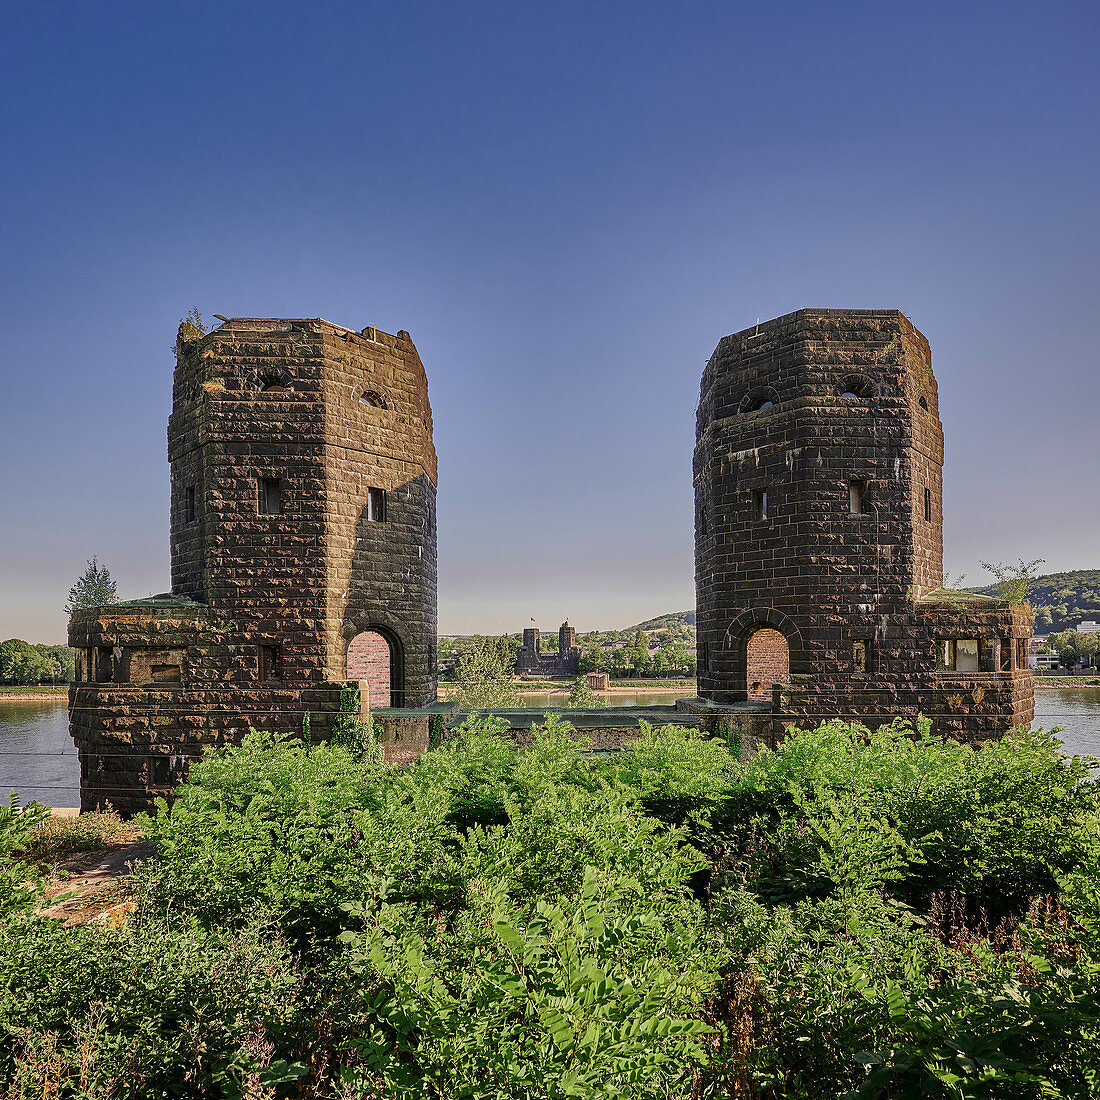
left=0, top=794, right=49, bottom=916
left=3, top=717, right=1098, bottom=1098
left=0, top=915, right=314, bottom=1096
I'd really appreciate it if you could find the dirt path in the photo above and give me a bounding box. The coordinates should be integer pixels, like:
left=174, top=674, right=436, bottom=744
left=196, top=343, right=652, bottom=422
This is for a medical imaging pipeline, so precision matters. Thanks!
left=38, top=840, right=157, bottom=926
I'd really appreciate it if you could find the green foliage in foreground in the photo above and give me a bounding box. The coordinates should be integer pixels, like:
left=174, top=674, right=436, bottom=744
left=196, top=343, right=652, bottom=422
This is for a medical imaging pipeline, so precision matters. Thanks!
left=0, top=794, right=50, bottom=917
left=1, top=719, right=1099, bottom=1098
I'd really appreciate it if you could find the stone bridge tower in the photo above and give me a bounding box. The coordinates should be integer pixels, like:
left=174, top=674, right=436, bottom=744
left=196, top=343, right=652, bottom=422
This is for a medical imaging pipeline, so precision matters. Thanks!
left=168, top=317, right=437, bottom=706
left=70, top=317, right=437, bottom=812
left=694, top=308, right=1032, bottom=738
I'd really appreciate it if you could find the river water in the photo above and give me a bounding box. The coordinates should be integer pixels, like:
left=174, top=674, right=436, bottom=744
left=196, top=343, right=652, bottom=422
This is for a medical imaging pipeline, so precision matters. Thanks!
left=2, top=689, right=1099, bottom=807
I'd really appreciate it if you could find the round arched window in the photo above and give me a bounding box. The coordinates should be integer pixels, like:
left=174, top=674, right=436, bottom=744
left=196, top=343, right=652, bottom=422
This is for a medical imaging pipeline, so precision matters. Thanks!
left=740, top=391, right=779, bottom=413
left=258, top=370, right=291, bottom=394
left=839, top=375, right=872, bottom=399
left=359, top=390, right=387, bottom=409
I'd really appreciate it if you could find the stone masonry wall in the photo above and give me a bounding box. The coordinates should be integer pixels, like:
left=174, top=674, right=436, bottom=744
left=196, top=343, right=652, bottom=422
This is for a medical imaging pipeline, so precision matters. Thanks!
left=694, top=309, right=1033, bottom=740
left=322, top=326, right=438, bottom=705
left=70, top=316, right=439, bottom=812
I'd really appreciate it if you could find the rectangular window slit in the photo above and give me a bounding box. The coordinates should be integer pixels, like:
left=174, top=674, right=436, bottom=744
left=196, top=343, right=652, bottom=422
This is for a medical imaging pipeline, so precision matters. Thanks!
left=259, top=478, right=283, bottom=515
left=95, top=646, right=113, bottom=683
left=367, top=487, right=386, bottom=522
left=259, top=645, right=281, bottom=682
left=751, top=489, right=767, bottom=521
left=924, top=486, right=932, bottom=522
left=849, top=479, right=867, bottom=515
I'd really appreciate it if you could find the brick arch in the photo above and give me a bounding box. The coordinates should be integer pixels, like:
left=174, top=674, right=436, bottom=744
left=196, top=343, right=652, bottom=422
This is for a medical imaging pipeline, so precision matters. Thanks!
left=745, top=628, right=789, bottom=700
left=722, top=609, right=802, bottom=702
left=346, top=625, right=405, bottom=708
left=737, top=384, right=782, bottom=414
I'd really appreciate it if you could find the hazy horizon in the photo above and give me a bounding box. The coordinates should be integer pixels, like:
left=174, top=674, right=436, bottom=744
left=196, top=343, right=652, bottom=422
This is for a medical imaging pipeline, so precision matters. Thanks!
left=2, top=1, right=1097, bottom=644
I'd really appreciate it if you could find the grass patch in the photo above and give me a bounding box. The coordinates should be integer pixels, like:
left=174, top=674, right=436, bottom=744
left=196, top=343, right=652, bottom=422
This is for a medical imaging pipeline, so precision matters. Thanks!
left=0, top=684, right=69, bottom=694
left=25, top=810, right=142, bottom=861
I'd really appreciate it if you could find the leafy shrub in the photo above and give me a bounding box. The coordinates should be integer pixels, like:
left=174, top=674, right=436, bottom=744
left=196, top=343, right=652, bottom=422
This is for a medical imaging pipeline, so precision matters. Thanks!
left=0, top=794, right=49, bottom=916
left=4, top=718, right=1098, bottom=1098
left=0, top=915, right=313, bottom=1097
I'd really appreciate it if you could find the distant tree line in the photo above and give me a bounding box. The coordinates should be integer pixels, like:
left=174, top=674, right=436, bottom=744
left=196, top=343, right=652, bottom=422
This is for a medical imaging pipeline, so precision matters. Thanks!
left=0, top=640, right=75, bottom=685
left=577, top=630, right=696, bottom=679
left=1044, top=629, right=1100, bottom=672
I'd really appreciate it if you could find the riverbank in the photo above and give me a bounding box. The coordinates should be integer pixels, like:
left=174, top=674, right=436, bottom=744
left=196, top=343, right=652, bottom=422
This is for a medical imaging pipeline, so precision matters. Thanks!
left=0, top=687, right=70, bottom=701
left=1034, top=676, right=1100, bottom=687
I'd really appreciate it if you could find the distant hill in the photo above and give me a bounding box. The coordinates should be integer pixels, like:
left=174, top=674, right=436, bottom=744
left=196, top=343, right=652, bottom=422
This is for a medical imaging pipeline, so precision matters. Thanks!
left=623, top=611, right=695, bottom=635
left=966, top=569, right=1100, bottom=634
left=617, top=570, right=1100, bottom=638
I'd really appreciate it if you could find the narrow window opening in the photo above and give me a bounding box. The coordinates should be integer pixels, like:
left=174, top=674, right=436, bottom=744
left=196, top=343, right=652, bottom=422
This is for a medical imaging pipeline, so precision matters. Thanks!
left=699, top=640, right=708, bottom=673
left=259, top=644, right=282, bottom=682
left=924, top=486, right=932, bottom=522
left=1016, top=638, right=1027, bottom=669
left=150, top=664, right=182, bottom=684
left=259, top=477, right=283, bottom=515
left=185, top=485, right=196, bottom=524
left=999, top=638, right=1013, bottom=672
left=751, top=489, right=767, bottom=521
left=83, top=647, right=94, bottom=682
left=853, top=640, right=869, bottom=673
left=95, top=647, right=113, bottom=683
left=849, top=479, right=868, bottom=514
left=367, top=487, right=386, bottom=522
left=919, top=395, right=929, bottom=410
left=359, top=390, right=386, bottom=409
left=939, top=638, right=978, bottom=672
left=700, top=504, right=708, bottom=537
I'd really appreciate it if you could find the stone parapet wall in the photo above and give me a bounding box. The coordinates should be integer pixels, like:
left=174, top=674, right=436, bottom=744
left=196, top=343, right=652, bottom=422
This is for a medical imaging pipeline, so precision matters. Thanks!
left=68, top=682, right=349, bottom=815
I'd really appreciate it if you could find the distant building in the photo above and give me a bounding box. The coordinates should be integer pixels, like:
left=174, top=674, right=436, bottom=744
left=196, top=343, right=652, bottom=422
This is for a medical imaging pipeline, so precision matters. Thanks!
left=515, top=622, right=580, bottom=676
left=1077, top=621, right=1100, bottom=634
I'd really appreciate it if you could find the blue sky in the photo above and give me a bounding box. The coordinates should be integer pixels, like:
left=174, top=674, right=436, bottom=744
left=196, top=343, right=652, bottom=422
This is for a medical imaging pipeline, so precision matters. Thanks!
left=1, top=0, right=1097, bottom=642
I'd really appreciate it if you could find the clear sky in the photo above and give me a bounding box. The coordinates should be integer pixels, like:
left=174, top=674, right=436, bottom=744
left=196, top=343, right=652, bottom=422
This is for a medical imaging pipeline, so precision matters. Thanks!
left=1, top=0, right=1097, bottom=644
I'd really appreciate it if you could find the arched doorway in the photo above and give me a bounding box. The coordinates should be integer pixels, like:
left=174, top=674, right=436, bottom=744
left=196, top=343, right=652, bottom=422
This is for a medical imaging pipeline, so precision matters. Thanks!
left=745, top=627, right=789, bottom=701
left=346, top=629, right=404, bottom=708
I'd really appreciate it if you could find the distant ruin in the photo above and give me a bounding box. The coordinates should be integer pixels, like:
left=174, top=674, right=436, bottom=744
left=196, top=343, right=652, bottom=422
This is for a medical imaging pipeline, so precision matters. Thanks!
left=514, top=623, right=580, bottom=677
left=692, top=308, right=1034, bottom=738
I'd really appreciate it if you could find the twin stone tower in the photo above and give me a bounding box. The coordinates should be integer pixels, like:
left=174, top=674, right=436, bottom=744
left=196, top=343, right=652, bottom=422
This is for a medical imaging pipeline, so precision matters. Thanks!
left=70, top=309, right=1033, bottom=813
